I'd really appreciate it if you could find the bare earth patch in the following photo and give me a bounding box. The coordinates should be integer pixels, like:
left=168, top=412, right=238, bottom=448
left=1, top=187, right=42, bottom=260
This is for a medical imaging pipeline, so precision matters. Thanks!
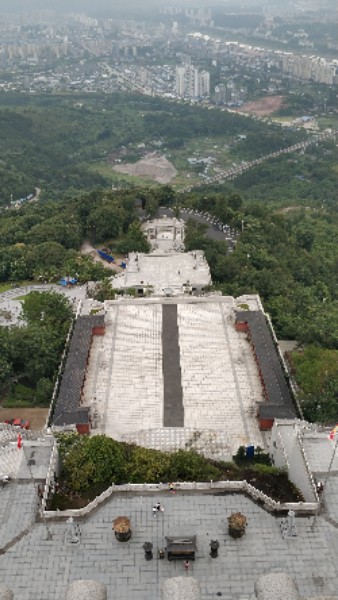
left=0, top=407, right=49, bottom=430
left=239, top=95, right=285, bottom=116
left=80, top=241, right=126, bottom=272
left=113, top=152, right=177, bottom=184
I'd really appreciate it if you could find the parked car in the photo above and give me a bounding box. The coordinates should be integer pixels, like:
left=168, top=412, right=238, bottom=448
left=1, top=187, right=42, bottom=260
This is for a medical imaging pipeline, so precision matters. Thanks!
left=4, top=418, right=30, bottom=430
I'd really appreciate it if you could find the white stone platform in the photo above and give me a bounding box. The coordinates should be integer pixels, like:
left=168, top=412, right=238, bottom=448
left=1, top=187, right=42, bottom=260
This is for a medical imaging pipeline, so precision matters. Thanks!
left=120, top=427, right=233, bottom=461
left=82, top=303, right=163, bottom=439
left=178, top=302, right=265, bottom=454
left=80, top=297, right=267, bottom=455
left=111, top=251, right=211, bottom=296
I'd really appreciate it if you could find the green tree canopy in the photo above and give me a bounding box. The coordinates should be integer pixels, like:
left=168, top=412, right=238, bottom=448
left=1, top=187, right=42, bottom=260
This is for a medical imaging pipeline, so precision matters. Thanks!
left=59, top=434, right=127, bottom=493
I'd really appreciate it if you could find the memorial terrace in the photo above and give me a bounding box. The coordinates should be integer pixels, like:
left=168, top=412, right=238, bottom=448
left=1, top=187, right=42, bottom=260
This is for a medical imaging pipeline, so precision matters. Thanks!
left=51, top=294, right=296, bottom=459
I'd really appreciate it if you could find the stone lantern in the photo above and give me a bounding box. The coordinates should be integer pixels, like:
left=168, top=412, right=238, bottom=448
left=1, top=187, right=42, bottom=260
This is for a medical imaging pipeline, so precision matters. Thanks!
left=142, top=541, right=153, bottom=560
left=210, top=539, right=219, bottom=558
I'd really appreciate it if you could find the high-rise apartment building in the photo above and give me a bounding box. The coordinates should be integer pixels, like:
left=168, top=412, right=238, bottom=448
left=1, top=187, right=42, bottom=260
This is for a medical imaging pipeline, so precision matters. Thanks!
left=175, top=64, right=210, bottom=99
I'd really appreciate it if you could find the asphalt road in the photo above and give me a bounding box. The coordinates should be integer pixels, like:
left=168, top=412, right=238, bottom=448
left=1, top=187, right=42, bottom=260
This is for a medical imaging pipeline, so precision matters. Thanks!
left=158, top=206, right=239, bottom=246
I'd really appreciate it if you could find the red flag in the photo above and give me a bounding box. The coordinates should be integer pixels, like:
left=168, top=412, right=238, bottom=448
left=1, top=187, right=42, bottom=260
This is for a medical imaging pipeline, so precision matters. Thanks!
left=17, top=433, right=23, bottom=449
left=329, top=425, right=338, bottom=440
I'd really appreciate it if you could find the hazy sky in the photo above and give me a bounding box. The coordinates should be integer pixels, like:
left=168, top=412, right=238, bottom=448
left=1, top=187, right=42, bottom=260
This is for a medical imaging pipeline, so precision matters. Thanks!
left=1, top=0, right=335, bottom=17
left=0, top=0, right=205, bottom=11
left=0, top=0, right=215, bottom=15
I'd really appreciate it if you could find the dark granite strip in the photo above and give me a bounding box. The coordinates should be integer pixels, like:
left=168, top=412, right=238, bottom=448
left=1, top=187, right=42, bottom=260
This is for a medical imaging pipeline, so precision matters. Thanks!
left=162, top=304, right=184, bottom=427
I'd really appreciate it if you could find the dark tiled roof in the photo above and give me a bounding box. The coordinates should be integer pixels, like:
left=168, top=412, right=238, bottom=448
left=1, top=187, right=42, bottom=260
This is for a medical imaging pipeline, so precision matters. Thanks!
left=236, top=311, right=296, bottom=420
left=52, top=315, right=104, bottom=426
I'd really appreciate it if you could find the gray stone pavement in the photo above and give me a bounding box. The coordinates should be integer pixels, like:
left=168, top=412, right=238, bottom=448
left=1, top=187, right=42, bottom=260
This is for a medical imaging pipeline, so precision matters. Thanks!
left=0, top=491, right=338, bottom=599
left=0, top=482, right=37, bottom=549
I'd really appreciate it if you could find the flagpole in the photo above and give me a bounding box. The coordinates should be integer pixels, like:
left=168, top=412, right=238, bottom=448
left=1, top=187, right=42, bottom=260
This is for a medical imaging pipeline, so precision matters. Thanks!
left=311, top=431, right=338, bottom=531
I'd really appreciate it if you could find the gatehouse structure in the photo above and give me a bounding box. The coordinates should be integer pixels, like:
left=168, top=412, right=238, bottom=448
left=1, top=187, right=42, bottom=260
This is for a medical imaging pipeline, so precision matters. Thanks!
left=141, top=216, right=185, bottom=252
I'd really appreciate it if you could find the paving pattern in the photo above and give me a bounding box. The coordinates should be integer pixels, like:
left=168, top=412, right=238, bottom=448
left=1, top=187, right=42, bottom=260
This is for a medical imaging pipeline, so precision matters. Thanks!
left=111, top=251, right=211, bottom=295
left=1, top=491, right=338, bottom=599
left=83, top=303, right=164, bottom=439
left=81, top=299, right=265, bottom=456
left=120, top=427, right=234, bottom=460
left=0, top=482, right=37, bottom=549
left=178, top=302, right=265, bottom=454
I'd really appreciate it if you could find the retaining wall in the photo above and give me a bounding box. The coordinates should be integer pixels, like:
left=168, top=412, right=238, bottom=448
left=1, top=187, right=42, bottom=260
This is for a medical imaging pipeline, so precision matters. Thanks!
left=41, top=479, right=318, bottom=520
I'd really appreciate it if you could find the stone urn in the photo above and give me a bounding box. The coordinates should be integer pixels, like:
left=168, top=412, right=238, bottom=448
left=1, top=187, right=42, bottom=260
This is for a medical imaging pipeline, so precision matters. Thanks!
left=228, top=512, right=247, bottom=539
left=113, top=516, right=131, bottom=542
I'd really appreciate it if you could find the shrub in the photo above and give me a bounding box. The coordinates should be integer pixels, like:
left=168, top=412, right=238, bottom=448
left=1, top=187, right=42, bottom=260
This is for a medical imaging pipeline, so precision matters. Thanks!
left=233, top=446, right=247, bottom=465
left=169, top=450, right=222, bottom=481
left=252, top=463, right=282, bottom=476
left=3, top=382, right=34, bottom=407
left=233, top=445, right=271, bottom=466
left=60, top=434, right=127, bottom=493
left=35, top=377, right=53, bottom=406
left=125, top=446, right=171, bottom=483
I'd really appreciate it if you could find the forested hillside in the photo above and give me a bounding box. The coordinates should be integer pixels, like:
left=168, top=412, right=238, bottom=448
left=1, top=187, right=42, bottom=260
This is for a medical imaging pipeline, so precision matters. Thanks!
left=0, top=183, right=337, bottom=421
left=183, top=191, right=338, bottom=423
left=0, top=92, right=306, bottom=205
left=0, top=92, right=337, bottom=423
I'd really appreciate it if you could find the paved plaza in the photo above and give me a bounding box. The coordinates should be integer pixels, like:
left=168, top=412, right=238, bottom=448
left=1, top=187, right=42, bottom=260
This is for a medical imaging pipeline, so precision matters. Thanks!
left=1, top=489, right=338, bottom=599
left=111, top=251, right=211, bottom=296
left=0, top=284, right=87, bottom=327
left=80, top=297, right=265, bottom=457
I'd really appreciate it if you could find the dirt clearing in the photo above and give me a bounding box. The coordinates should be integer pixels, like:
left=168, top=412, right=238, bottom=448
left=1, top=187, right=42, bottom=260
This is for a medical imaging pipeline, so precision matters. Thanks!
left=0, top=407, right=49, bottom=431
left=80, top=241, right=127, bottom=272
left=239, top=95, right=285, bottom=116
left=113, top=152, right=177, bottom=184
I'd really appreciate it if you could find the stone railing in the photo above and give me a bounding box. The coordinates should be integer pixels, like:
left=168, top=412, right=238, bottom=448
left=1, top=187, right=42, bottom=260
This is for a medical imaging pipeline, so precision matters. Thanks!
left=41, top=438, right=59, bottom=512
left=296, top=430, right=319, bottom=502
left=41, top=479, right=318, bottom=520
left=276, top=429, right=290, bottom=471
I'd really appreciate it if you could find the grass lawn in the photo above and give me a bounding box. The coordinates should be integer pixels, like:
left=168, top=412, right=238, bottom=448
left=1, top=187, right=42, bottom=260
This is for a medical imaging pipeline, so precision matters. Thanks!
left=0, top=281, right=37, bottom=294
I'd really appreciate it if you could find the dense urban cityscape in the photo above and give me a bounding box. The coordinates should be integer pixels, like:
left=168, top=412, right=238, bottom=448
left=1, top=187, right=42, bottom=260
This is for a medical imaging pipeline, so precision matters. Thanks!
left=0, top=7, right=337, bottom=98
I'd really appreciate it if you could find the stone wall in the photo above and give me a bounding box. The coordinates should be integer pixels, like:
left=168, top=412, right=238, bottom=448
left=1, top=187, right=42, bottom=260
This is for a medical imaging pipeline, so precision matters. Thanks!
left=270, top=420, right=317, bottom=503
left=42, top=479, right=318, bottom=520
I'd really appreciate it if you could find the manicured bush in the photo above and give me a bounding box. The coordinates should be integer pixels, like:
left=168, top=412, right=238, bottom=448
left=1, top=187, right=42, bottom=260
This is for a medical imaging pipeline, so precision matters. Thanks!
left=125, top=445, right=171, bottom=483
left=168, top=450, right=222, bottom=482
